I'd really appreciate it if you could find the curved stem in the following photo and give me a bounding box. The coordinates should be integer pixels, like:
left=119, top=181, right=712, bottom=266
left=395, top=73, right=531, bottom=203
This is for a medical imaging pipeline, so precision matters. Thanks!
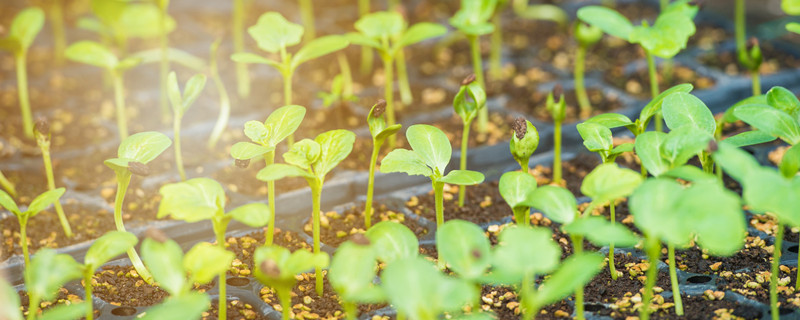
left=458, top=122, right=470, bottom=207
left=208, top=42, right=231, bottom=149
left=641, top=235, right=661, bottom=320
left=233, top=0, right=250, bottom=98
left=215, top=221, right=228, bottom=320
left=382, top=56, right=396, bottom=148
left=265, top=151, right=276, bottom=245
left=645, top=50, right=662, bottom=132
left=0, top=170, right=16, bottom=198
left=575, top=45, right=591, bottom=117
left=311, top=180, right=324, bottom=295
left=771, top=222, right=784, bottom=320
left=553, top=121, right=562, bottom=184
left=668, top=244, right=683, bottom=315
left=468, top=35, right=488, bottom=134
left=298, top=0, right=316, bottom=43
left=16, top=54, right=33, bottom=139
left=570, top=234, right=585, bottom=320
left=609, top=202, right=618, bottom=280
left=114, top=172, right=154, bottom=284
left=396, top=49, right=412, bottom=105
left=84, top=271, right=94, bottom=320
left=365, top=142, right=380, bottom=229
left=112, top=72, right=129, bottom=140
left=174, top=114, right=186, bottom=181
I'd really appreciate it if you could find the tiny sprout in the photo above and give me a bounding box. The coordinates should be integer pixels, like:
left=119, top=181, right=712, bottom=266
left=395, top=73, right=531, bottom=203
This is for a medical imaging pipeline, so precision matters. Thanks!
left=547, top=85, right=567, bottom=185
left=33, top=117, right=73, bottom=238
left=0, top=188, right=65, bottom=267
left=574, top=22, right=603, bottom=117
left=739, top=37, right=763, bottom=96
left=254, top=246, right=329, bottom=320
left=453, top=74, right=487, bottom=206
left=167, top=71, right=207, bottom=181
left=81, top=231, right=138, bottom=320
left=21, top=248, right=85, bottom=320
left=509, top=117, right=539, bottom=173
left=364, top=101, right=402, bottom=229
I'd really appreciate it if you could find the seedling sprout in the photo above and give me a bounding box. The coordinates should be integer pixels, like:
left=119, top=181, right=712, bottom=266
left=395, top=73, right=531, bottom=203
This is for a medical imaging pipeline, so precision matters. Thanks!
left=254, top=245, right=329, bottom=320
left=454, top=74, right=487, bottom=206
left=509, top=117, right=540, bottom=173
left=365, top=100, right=402, bottom=228
left=167, top=71, right=207, bottom=181
left=0, top=188, right=65, bottom=267
left=33, top=120, right=73, bottom=238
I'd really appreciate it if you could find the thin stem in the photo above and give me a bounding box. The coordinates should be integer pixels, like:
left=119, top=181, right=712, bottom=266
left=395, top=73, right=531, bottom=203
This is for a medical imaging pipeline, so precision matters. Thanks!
left=279, top=288, right=292, bottom=320
left=771, top=222, right=784, bottom=320
left=468, top=35, right=488, bottom=134
left=640, top=235, right=661, bottom=320
left=575, top=45, right=591, bottom=117
left=358, top=0, right=373, bottom=75
left=365, top=141, right=381, bottom=229
left=265, top=151, right=276, bottom=245
left=40, top=141, right=73, bottom=237
left=645, top=50, right=662, bottom=132
left=344, top=302, right=357, bottom=320
left=434, top=180, right=445, bottom=268
left=553, top=121, right=562, bottom=184
left=114, top=172, right=154, bottom=284
left=735, top=0, right=746, bottom=57
left=458, top=122, right=470, bottom=207
left=668, top=244, right=683, bottom=315
left=513, top=207, right=529, bottom=225
left=752, top=70, right=761, bottom=96
left=174, top=113, right=186, bottom=181
left=489, top=13, right=502, bottom=80
left=233, top=0, right=250, bottom=98
left=382, top=56, right=396, bottom=149
left=112, top=72, right=129, bottom=140
left=51, top=0, right=66, bottom=66
left=298, top=0, right=316, bottom=43
left=311, top=180, right=324, bottom=296
left=215, top=222, right=228, bottom=320
left=396, top=49, right=412, bottom=105
left=159, top=3, right=170, bottom=122
left=0, top=170, right=16, bottom=198
left=609, top=202, right=618, bottom=280
left=570, top=234, right=585, bottom=320
left=338, top=53, right=353, bottom=98
left=84, top=271, right=94, bottom=320
left=208, top=41, right=231, bottom=149
left=26, top=292, right=40, bottom=320
left=16, top=54, right=33, bottom=139
left=20, top=216, right=30, bottom=267
left=284, top=72, right=295, bottom=147
left=521, top=272, right=536, bottom=320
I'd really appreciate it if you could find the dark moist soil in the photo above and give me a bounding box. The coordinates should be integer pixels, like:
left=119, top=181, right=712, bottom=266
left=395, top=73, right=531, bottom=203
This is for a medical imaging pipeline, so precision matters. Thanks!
left=528, top=153, right=601, bottom=197
left=717, top=265, right=800, bottom=310
left=506, top=87, right=625, bottom=124
left=203, top=299, right=271, bottom=320
left=211, top=160, right=309, bottom=197
left=591, top=199, right=639, bottom=234
left=538, top=36, right=643, bottom=74
left=484, top=219, right=576, bottom=259
left=698, top=42, right=800, bottom=77
left=596, top=294, right=765, bottom=319
left=671, top=235, right=772, bottom=275
left=259, top=272, right=386, bottom=320
left=17, top=287, right=92, bottom=317
left=295, top=102, right=367, bottom=139
left=405, top=181, right=510, bottom=225
left=92, top=265, right=212, bottom=307
left=480, top=285, right=574, bottom=319
left=604, top=64, right=716, bottom=99
left=303, top=202, right=429, bottom=248
left=227, top=228, right=312, bottom=277
left=585, top=253, right=673, bottom=304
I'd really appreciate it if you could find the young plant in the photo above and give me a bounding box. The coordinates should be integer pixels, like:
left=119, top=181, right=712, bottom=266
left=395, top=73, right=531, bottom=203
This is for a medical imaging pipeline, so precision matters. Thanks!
left=509, top=117, right=540, bottom=173
left=33, top=120, right=73, bottom=238
left=167, top=71, right=207, bottom=181
left=140, top=232, right=231, bottom=320
left=732, top=86, right=800, bottom=146
left=454, top=75, right=487, bottom=207
left=20, top=249, right=86, bottom=320
left=0, top=188, right=64, bottom=267
left=231, top=105, right=305, bottom=245
left=490, top=226, right=604, bottom=320
left=104, top=131, right=172, bottom=284
left=530, top=163, right=641, bottom=320
left=256, top=129, right=355, bottom=295
left=207, top=39, right=232, bottom=150
left=382, top=124, right=485, bottom=229
left=2, top=274, right=87, bottom=320
left=346, top=11, right=447, bottom=146
left=79, top=231, right=138, bottom=320
left=547, top=85, right=566, bottom=185
left=577, top=1, right=698, bottom=131
left=318, top=74, right=357, bottom=108
left=254, top=245, right=329, bottom=320
left=79, top=0, right=175, bottom=57
left=450, top=0, right=496, bottom=133
left=231, top=12, right=348, bottom=145
left=498, top=171, right=537, bottom=225
left=232, top=0, right=251, bottom=98
left=0, top=170, right=16, bottom=198
left=573, top=22, right=603, bottom=118
left=364, top=100, right=402, bottom=228
left=157, top=178, right=270, bottom=319
left=0, top=7, right=44, bottom=139
left=629, top=170, right=745, bottom=319
left=65, top=41, right=142, bottom=140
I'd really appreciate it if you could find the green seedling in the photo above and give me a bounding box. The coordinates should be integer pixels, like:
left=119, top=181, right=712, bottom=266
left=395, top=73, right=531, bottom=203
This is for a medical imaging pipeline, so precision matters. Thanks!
left=104, top=131, right=172, bottom=284
left=365, top=100, right=402, bottom=228
left=357, top=0, right=373, bottom=74
left=2, top=275, right=84, bottom=320
left=574, top=22, right=603, bottom=118
left=0, top=188, right=64, bottom=267
left=577, top=121, right=633, bottom=279
left=629, top=170, right=745, bottom=320
left=530, top=163, right=641, bottom=320
left=140, top=232, right=231, bottom=320
left=158, top=178, right=270, bottom=319
left=79, top=231, right=138, bottom=320
left=784, top=0, right=800, bottom=34
left=490, top=225, right=604, bottom=320
left=509, top=117, right=540, bottom=173
left=208, top=39, right=232, bottom=150
left=318, top=73, right=357, bottom=108
left=167, top=71, right=207, bottom=181
left=450, top=0, right=496, bottom=134
left=79, top=0, right=175, bottom=57
left=733, top=0, right=764, bottom=95
left=232, top=12, right=348, bottom=146
left=454, top=75, right=488, bottom=207
left=254, top=245, right=329, bottom=320
left=12, top=249, right=86, bottom=320
left=0, top=170, right=16, bottom=199
left=437, top=219, right=492, bottom=284
left=498, top=171, right=537, bottom=225
left=33, top=120, right=72, bottom=238
left=732, top=86, right=800, bottom=146
left=0, top=7, right=44, bottom=139
left=65, top=41, right=142, bottom=140
left=347, top=11, right=447, bottom=146
left=232, top=0, right=252, bottom=98
left=547, top=85, right=566, bottom=185
left=578, top=1, right=698, bottom=131
left=231, top=105, right=305, bottom=245
left=257, top=129, right=355, bottom=295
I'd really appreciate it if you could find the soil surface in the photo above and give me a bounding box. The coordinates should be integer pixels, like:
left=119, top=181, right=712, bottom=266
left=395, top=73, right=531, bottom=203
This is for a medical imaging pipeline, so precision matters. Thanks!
left=226, top=228, right=312, bottom=277
left=528, top=153, right=602, bottom=197
left=303, top=202, right=429, bottom=248
left=405, top=181, right=510, bottom=225
left=604, top=64, right=716, bottom=99
left=698, top=42, right=800, bottom=76
left=203, top=299, right=271, bottom=320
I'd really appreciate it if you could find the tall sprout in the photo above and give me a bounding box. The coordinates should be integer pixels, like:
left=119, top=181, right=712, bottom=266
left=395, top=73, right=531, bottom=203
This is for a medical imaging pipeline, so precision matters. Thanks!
left=573, top=22, right=603, bottom=119
left=207, top=39, right=232, bottom=149
left=167, top=72, right=207, bottom=181
left=365, top=100, right=401, bottom=228
left=34, top=120, right=73, bottom=238
left=453, top=74, right=487, bottom=207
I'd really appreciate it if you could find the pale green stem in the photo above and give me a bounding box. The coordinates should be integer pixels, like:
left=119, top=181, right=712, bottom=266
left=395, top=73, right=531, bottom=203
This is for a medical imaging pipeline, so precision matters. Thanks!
left=279, top=288, right=292, bottom=320
left=752, top=70, right=761, bottom=96
left=553, top=121, right=562, bottom=184
left=771, top=222, right=783, bottom=320
left=434, top=180, right=445, bottom=268
left=513, top=207, right=529, bottom=225
left=645, top=50, right=662, bottom=132
left=51, top=0, right=66, bottom=66
left=344, top=302, right=357, bottom=320
left=338, top=53, right=353, bottom=97
left=84, top=270, right=94, bottom=320
left=575, top=45, right=591, bottom=117
left=365, top=141, right=381, bottom=229
left=112, top=72, right=129, bottom=140
left=521, top=272, right=536, bottom=320
left=468, top=35, right=488, bottom=134
left=159, top=4, right=170, bottom=122
left=233, top=0, right=250, bottom=98
left=0, top=170, right=16, bottom=198
left=571, top=234, right=586, bottom=320
left=458, top=121, right=471, bottom=207
left=284, top=72, right=295, bottom=147
left=174, top=113, right=186, bottom=181
left=382, top=55, right=396, bottom=149
left=735, top=0, right=746, bottom=56
left=20, top=215, right=30, bottom=267
left=521, top=161, right=529, bottom=175
left=609, top=202, right=617, bottom=280
left=40, top=141, right=73, bottom=237
left=396, top=49, right=412, bottom=105
left=208, top=43, right=231, bottom=149
left=358, top=0, right=373, bottom=75
left=265, top=152, right=276, bottom=245
left=489, top=13, right=503, bottom=80
left=114, top=172, right=154, bottom=284
left=668, top=244, right=683, bottom=315
left=298, top=0, right=315, bottom=43
left=215, top=221, right=228, bottom=320
left=26, top=292, right=40, bottom=320
left=640, top=235, right=661, bottom=320
left=311, top=180, right=324, bottom=295
left=16, top=54, right=33, bottom=139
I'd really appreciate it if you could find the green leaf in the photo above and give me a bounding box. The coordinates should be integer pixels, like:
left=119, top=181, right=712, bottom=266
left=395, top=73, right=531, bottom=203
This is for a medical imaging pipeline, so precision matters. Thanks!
left=158, top=178, right=225, bottom=222
left=722, top=130, right=777, bottom=148
left=0, top=278, right=21, bottom=320
left=25, top=249, right=82, bottom=302
left=576, top=6, right=634, bottom=40
left=141, top=238, right=186, bottom=296
left=118, top=3, right=176, bottom=38
left=406, top=124, right=451, bottom=175
left=230, top=142, right=274, bottom=161
left=784, top=0, right=800, bottom=15
left=129, top=47, right=207, bottom=72
left=787, top=22, right=800, bottom=34
left=662, top=165, right=717, bottom=183
left=355, top=11, right=405, bottom=40
left=635, top=131, right=670, bottom=177
left=344, top=32, right=383, bottom=50
left=439, top=170, right=485, bottom=186
left=85, top=231, right=138, bottom=269
left=256, top=163, right=314, bottom=182
left=117, top=131, right=172, bottom=164
left=449, top=0, right=498, bottom=36
left=581, top=163, right=642, bottom=202
left=437, top=220, right=492, bottom=280
left=584, top=113, right=634, bottom=129
left=254, top=246, right=329, bottom=289
left=0, top=189, right=21, bottom=215
left=291, top=35, right=349, bottom=70
left=735, top=104, right=800, bottom=144
left=167, top=72, right=183, bottom=115
left=660, top=125, right=711, bottom=167
left=379, top=149, right=433, bottom=177
left=248, top=12, right=303, bottom=53
left=677, top=182, right=745, bottom=256
left=529, top=186, right=576, bottom=225
left=396, top=22, right=447, bottom=49
left=640, top=83, right=694, bottom=126
left=767, top=86, right=800, bottom=117
left=563, top=216, right=640, bottom=247
left=138, top=292, right=210, bottom=320
left=115, top=57, right=142, bottom=72
left=244, top=120, right=270, bottom=145
left=313, top=130, right=356, bottom=178
left=630, top=12, right=696, bottom=58
left=180, top=74, right=207, bottom=113
left=782, top=144, right=800, bottom=179
left=498, top=171, right=537, bottom=209
left=27, top=188, right=65, bottom=216
left=228, top=203, right=270, bottom=227
left=529, top=253, right=603, bottom=308
left=365, top=221, right=419, bottom=264
left=328, top=242, right=384, bottom=303
left=491, top=226, right=560, bottom=284
left=283, top=139, right=321, bottom=170
left=629, top=178, right=693, bottom=246
left=65, top=41, right=118, bottom=69
left=723, top=95, right=767, bottom=123
left=510, top=119, right=540, bottom=168
left=713, top=141, right=762, bottom=182
left=9, top=7, right=44, bottom=51
left=39, top=302, right=89, bottom=320
left=577, top=122, right=613, bottom=152
left=375, top=124, right=402, bottom=145
left=662, top=92, right=716, bottom=135
left=183, top=242, right=234, bottom=285
left=264, top=105, right=306, bottom=147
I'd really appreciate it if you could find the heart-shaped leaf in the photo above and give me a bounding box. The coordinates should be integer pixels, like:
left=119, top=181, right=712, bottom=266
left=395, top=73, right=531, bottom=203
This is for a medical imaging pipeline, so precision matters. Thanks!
left=577, top=6, right=634, bottom=40
left=437, top=220, right=492, bottom=280
left=365, top=221, right=419, bottom=264
left=228, top=203, right=270, bottom=228
left=313, top=130, right=356, bottom=178
left=529, top=186, right=576, bottom=225
left=248, top=12, right=303, bottom=53
left=406, top=124, right=451, bottom=175
left=581, top=163, right=642, bottom=203
left=183, top=242, right=234, bottom=285
left=158, top=178, right=225, bottom=222
left=117, top=131, right=172, bottom=164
